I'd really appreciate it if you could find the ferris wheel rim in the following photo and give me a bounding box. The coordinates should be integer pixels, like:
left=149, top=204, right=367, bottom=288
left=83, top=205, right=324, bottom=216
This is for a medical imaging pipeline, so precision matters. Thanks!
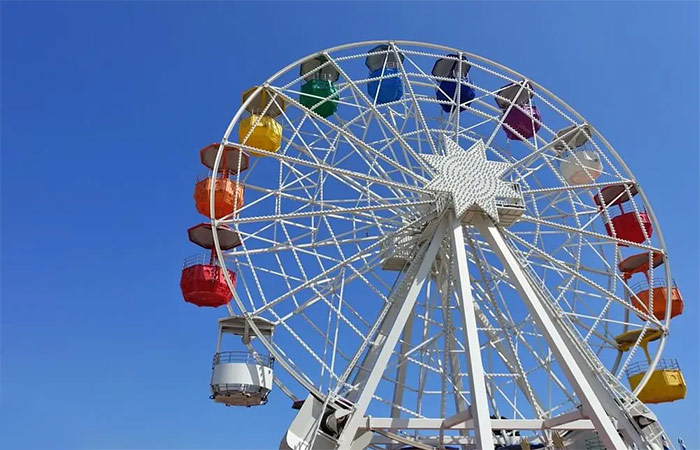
left=205, top=40, right=675, bottom=419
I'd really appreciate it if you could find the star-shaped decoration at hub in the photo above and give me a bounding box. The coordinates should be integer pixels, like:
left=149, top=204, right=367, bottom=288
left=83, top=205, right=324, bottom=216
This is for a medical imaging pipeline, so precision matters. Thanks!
left=421, top=139, right=513, bottom=224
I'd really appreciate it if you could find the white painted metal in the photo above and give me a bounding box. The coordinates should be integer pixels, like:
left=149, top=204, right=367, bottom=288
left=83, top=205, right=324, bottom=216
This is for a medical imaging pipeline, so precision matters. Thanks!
left=211, top=316, right=276, bottom=407
left=449, top=213, right=494, bottom=450
left=280, top=394, right=340, bottom=450
left=337, top=217, right=449, bottom=449
left=203, top=41, right=677, bottom=449
left=363, top=416, right=595, bottom=431
left=210, top=362, right=273, bottom=407
left=437, top=269, right=470, bottom=449
left=473, top=214, right=627, bottom=449
left=390, top=313, right=414, bottom=419
left=211, top=362, right=273, bottom=390
left=443, top=408, right=472, bottom=429
left=345, top=226, right=443, bottom=400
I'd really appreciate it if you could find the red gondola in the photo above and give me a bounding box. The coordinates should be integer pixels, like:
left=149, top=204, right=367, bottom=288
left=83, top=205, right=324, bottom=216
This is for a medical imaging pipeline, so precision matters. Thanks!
left=180, top=255, right=237, bottom=308
left=594, top=184, right=653, bottom=244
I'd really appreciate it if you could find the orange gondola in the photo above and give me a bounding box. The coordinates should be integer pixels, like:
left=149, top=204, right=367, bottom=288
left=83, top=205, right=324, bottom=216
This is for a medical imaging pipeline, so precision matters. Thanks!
left=631, top=278, right=684, bottom=321
left=193, top=177, right=245, bottom=219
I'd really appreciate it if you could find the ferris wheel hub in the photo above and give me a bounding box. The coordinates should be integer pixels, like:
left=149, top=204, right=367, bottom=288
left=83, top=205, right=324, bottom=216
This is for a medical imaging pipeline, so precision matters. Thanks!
left=421, top=139, right=524, bottom=226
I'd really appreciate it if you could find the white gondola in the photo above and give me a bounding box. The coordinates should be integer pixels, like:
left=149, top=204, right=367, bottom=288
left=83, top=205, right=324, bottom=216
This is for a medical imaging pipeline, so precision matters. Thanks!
left=560, top=150, right=602, bottom=185
left=210, top=316, right=275, bottom=407
left=553, top=124, right=603, bottom=185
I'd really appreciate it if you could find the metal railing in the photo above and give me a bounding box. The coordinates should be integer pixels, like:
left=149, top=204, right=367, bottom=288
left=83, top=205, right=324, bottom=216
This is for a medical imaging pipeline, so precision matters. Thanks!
left=626, top=358, right=680, bottom=377
left=210, top=383, right=271, bottom=405
left=183, top=253, right=223, bottom=269
left=630, top=277, right=677, bottom=295
left=494, top=182, right=525, bottom=209
left=211, top=383, right=271, bottom=395
left=381, top=231, right=422, bottom=259
left=584, top=435, right=605, bottom=450
left=213, top=351, right=274, bottom=368
left=605, top=201, right=648, bottom=219
left=196, top=171, right=247, bottom=185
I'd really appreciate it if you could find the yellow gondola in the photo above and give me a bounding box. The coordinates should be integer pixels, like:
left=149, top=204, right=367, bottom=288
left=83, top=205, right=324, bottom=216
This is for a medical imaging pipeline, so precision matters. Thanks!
left=627, top=359, right=686, bottom=404
left=238, top=86, right=285, bottom=156
left=615, top=328, right=686, bottom=404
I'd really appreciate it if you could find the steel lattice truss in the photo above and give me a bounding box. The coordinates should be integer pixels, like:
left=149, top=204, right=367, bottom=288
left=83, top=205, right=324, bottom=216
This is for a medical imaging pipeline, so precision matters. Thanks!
left=207, top=41, right=675, bottom=449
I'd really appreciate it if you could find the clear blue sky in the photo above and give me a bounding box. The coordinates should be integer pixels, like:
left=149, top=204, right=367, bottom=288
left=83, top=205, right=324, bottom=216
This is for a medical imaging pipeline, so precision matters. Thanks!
left=1, top=1, right=698, bottom=448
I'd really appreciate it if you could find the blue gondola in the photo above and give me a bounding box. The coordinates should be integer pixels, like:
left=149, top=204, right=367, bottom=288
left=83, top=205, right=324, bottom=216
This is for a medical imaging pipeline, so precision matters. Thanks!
left=365, top=44, right=404, bottom=104
left=432, top=54, right=476, bottom=113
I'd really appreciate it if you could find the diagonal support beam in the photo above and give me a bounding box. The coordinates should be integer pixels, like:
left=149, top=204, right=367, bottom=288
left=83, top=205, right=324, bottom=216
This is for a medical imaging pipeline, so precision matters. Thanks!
left=437, top=270, right=470, bottom=425
left=449, top=213, right=494, bottom=450
left=390, top=311, right=415, bottom=419
left=370, top=429, right=434, bottom=450
left=473, top=214, right=627, bottom=450
left=436, top=267, right=470, bottom=450
left=543, top=409, right=586, bottom=429
left=443, top=408, right=473, bottom=429
left=336, top=217, right=449, bottom=449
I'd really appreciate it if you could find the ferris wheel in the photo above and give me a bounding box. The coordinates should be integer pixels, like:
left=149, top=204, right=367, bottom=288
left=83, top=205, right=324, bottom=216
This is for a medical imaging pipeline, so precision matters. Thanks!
left=179, top=41, right=687, bottom=450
